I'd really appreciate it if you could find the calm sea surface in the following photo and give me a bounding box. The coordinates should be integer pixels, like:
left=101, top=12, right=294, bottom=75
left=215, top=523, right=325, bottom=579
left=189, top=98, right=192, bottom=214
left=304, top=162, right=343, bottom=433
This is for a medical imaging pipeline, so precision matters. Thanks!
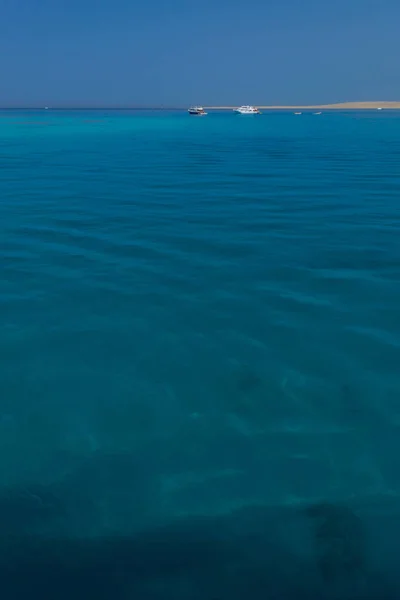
left=1, top=109, right=400, bottom=597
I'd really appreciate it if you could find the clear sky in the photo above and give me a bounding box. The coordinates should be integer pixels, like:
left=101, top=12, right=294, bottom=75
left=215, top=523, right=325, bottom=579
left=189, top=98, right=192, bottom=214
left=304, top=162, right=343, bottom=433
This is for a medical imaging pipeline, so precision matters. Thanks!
left=0, top=0, right=399, bottom=106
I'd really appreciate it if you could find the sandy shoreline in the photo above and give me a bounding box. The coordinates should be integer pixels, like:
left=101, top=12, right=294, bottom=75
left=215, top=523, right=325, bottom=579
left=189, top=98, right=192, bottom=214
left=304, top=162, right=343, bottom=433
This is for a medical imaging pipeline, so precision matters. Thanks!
left=204, top=101, right=400, bottom=110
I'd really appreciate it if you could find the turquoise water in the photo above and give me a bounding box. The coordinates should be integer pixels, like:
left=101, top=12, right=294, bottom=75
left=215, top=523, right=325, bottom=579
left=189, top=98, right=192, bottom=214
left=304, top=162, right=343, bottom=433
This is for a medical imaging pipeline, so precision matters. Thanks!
left=1, top=109, right=400, bottom=597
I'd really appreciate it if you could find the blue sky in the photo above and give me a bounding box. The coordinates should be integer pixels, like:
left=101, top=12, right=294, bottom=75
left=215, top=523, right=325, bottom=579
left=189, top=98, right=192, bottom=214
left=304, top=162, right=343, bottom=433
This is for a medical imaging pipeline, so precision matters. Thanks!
left=0, top=0, right=399, bottom=106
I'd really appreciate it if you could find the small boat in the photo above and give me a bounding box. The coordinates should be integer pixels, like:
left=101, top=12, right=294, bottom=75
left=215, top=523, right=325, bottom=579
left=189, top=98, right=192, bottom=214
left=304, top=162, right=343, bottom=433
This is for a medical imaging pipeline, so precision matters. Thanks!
left=294, top=112, right=302, bottom=115
left=188, top=106, right=207, bottom=115
left=234, top=105, right=261, bottom=115
left=377, top=107, right=383, bottom=110
left=313, top=111, right=322, bottom=115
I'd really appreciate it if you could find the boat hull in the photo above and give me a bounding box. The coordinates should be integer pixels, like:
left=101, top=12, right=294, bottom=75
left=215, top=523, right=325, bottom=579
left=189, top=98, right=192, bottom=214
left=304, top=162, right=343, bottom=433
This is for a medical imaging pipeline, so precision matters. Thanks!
left=234, top=107, right=260, bottom=115
left=188, top=107, right=207, bottom=115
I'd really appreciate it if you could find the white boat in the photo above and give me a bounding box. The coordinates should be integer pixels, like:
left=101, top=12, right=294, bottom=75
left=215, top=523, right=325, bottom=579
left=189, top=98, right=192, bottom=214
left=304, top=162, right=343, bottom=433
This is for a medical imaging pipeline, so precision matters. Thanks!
left=188, top=106, right=207, bottom=115
left=234, top=105, right=260, bottom=115
left=294, top=112, right=302, bottom=115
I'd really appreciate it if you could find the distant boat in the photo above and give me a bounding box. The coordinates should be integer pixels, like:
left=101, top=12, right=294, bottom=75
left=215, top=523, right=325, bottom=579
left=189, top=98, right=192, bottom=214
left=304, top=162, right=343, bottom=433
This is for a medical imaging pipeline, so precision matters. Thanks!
left=294, top=112, right=302, bottom=115
left=377, top=107, right=383, bottom=110
left=313, top=112, right=322, bottom=115
left=234, top=106, right=261, bottom=115
left=188, top=106, right=207, bottom=115
left=44, top=106, right=49, bottom=110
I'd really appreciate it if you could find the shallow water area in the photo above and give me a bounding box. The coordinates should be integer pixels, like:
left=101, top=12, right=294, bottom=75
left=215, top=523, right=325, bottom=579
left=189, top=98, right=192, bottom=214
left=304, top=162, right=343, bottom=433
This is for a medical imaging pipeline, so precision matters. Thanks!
left=1, top=108, right=400, bottom=597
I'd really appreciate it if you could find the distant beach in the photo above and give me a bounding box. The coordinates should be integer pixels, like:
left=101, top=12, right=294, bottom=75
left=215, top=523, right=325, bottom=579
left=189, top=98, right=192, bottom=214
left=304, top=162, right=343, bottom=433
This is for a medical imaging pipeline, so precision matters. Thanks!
left=205, top=101, right=400, bottom=110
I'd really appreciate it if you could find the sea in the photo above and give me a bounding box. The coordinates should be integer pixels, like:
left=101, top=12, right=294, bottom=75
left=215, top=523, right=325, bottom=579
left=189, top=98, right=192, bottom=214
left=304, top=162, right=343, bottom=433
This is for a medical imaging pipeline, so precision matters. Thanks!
left=0, top=109, right=400, bottom=598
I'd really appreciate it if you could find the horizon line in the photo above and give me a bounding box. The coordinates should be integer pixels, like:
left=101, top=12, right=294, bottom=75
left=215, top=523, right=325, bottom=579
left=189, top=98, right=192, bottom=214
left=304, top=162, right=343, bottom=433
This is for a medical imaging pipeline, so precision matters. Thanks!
left=1, top=101, right=400, bottom=110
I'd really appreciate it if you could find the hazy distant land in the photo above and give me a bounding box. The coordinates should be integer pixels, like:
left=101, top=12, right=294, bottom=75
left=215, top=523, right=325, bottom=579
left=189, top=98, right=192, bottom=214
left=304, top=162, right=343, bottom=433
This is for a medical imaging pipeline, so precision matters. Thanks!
left=205, top=101, right=400, bottom=110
